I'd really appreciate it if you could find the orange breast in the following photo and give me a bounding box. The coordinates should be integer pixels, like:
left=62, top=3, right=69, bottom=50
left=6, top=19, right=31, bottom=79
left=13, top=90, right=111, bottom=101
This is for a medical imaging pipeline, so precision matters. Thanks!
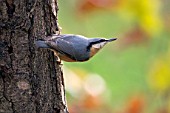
left=90, top=47, right=99, bottom=57
left=52, top=49, right=90, bottom=62
left=51, top=50, right=77, bottom=62
left=59, top=54, right=77, bottom=62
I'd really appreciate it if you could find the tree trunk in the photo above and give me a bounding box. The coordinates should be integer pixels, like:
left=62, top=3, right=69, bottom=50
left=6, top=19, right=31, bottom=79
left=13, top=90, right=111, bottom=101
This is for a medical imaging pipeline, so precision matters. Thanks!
left=0, top=0, right=68, bottom=113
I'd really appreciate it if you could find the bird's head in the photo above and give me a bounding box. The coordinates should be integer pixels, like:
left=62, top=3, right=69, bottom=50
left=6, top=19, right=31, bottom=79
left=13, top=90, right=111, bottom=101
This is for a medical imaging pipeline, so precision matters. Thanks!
left=89, top=38, right=117, bottom=57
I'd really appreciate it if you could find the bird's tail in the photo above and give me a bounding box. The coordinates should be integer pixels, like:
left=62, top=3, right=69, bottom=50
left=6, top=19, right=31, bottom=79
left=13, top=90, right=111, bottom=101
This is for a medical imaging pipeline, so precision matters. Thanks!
left=35, top=40, right=50, bottom=48
left=107, top=38, right=117, bottom=42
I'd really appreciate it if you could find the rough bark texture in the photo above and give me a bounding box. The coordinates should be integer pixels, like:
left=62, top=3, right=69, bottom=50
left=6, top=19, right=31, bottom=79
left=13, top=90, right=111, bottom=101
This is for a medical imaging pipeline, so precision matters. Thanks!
left=0, top=0, right=68, bottom=113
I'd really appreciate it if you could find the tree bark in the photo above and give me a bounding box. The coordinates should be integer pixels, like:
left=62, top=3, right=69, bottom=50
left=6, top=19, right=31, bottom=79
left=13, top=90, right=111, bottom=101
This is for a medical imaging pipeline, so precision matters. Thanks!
left=0, top=0, right=68, bottom=113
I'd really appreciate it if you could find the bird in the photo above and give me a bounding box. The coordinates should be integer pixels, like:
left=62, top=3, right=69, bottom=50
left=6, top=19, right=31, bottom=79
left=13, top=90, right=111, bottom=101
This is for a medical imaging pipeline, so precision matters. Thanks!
left=35, top=34, right=116, bottom=62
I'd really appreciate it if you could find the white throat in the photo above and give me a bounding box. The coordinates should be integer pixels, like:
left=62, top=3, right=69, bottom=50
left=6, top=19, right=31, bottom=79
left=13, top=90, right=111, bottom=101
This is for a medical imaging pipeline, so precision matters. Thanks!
left=92, top=42, right=107, bottom=49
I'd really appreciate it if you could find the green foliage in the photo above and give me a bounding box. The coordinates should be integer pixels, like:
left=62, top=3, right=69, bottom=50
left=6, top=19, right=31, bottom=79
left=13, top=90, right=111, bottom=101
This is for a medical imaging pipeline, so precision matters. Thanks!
left=58, top=0, right=170, bottom=112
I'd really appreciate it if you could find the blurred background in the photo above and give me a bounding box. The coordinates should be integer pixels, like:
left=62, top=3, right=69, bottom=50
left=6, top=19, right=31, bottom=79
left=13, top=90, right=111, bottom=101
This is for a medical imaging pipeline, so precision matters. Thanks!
left=58, top=0, right=170, bottom=113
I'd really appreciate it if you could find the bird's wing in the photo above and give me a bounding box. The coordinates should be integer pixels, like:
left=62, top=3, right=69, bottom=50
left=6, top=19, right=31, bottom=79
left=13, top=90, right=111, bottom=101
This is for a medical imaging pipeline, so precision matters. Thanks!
left=45, top=34, right=64, bottom=41
left=45, top=34, right=77, bottom=41
left=45, top=38, right=78, bottom=61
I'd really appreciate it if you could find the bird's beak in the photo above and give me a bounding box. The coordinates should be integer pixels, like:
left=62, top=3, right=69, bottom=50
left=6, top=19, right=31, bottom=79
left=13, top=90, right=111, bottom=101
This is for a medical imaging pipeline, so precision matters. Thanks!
left=107, top=38, right=117, bottom=42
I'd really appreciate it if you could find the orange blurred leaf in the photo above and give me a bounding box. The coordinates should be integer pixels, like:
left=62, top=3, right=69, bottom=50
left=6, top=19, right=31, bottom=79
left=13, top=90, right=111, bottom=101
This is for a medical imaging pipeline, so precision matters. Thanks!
left=126, top=96, right=145, bottom=113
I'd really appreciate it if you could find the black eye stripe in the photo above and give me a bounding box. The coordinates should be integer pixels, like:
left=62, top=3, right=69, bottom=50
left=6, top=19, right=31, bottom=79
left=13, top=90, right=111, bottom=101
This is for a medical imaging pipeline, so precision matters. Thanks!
left=86, top=39, right=106, bottom=51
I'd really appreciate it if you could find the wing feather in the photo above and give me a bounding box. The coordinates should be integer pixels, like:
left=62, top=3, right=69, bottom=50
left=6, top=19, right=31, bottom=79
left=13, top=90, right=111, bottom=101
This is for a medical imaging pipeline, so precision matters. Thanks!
left=46, top=38, right=78, bottom=61
left=46, top=34, right=90, bottom=61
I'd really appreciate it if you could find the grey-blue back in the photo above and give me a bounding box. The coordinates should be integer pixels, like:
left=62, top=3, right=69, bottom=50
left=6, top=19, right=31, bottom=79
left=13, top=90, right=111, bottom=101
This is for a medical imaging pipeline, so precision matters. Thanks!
left=54, top=35, right=90, bottom=61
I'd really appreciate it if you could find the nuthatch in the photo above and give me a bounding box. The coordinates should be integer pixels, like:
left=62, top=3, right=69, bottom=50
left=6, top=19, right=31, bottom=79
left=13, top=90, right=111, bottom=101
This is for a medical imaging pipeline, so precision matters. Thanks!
left=36, top=34, right=116, bottom=62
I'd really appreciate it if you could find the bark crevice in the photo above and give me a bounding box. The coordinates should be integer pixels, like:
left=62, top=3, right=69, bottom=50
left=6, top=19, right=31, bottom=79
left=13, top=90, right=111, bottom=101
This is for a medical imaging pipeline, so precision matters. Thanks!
left=5, top=0, right=15, bottom=18
left=2, top=73, right=14, bottom=113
